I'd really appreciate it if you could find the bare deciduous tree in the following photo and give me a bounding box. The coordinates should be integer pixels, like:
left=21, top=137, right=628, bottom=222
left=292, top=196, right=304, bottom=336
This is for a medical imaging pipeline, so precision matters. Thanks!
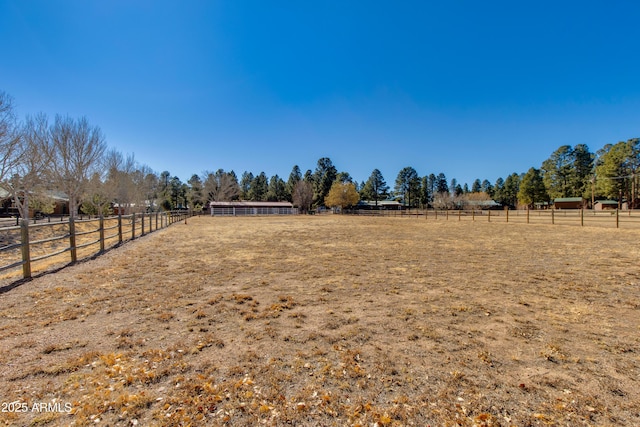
left=50, top=115, right=107, bottom=217
left=292, top=180, right=313, bottom=214
left=7, top=113, right=53, bottom=220
left=203, top=169, right=239, bottom=202
left=0, top=91, right=21, bottom=184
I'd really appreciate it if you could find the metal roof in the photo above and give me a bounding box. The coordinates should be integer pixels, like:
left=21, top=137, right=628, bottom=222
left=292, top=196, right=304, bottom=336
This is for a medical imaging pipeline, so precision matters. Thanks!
left=210, top=201, right=294, bottom=208
left=554, top=197, right=584, bottom=203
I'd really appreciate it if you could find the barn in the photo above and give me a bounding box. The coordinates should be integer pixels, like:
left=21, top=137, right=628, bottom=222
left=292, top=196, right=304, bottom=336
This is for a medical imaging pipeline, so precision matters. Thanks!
left=553, top=197, right=586, bottom=209
left=210, top=201, right=298, bottom=216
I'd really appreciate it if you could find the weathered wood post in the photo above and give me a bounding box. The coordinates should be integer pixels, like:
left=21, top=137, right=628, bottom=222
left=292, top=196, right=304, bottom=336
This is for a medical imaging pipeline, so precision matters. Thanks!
left=118, top=212, right=123, bottom=244
left=616, top=208, right=619, bottom=228
left=20, top=219, right=31, bottom=279
left=131, top=213, right=136, bottom=240
left=69, top=216, right=77, bottom=263
left=505, top=207, right=509, bottom=223
left=488, top=210, right=491, bottom=222
left=446, top=209, right=449, bottom=220
left=580, top=208, right=584, bottom=227
left=141, top=212, right=145, bottom=236
left=99, top=216, right=105, bottom=252
left=458, top=209, right=461, bottom=221
left=472, top=209, right=475, bottom=221
left=551, top=209, right=555, bottom=225
left=526, top=206, right=530, bottom=224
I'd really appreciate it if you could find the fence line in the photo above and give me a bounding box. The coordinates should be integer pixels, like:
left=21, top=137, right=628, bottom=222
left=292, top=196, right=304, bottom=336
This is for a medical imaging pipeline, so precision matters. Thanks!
left=348, top=208, right=640, bottom=229
left=0, top=210, right=193, bottom=281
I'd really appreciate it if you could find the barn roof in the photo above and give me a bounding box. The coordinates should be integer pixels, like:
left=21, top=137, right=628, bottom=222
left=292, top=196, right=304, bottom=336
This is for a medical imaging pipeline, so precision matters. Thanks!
left=210, top=201, right=293, bottom=208
left=554, top=197, right=584, bottom=203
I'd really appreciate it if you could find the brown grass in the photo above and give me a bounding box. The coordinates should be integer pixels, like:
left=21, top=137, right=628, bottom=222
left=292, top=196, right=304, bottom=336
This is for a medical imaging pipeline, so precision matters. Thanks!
left=1, top=215, right=639, bottom=426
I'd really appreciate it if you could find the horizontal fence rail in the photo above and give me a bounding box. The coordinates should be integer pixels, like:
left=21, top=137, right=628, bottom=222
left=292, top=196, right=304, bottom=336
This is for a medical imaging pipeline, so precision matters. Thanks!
left=0, top=210, right=194, bottom=281
left=348, top=208, right=640, bottom=228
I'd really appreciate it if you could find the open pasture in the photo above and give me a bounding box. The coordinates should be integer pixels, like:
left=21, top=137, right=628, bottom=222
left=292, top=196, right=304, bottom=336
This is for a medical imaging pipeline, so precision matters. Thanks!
left=1, top=215, right=639, bottom=426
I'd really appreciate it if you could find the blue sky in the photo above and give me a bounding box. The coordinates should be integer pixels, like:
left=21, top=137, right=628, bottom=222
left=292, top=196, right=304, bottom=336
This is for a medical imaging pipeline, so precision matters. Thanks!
left=1, top=1, right=639, bottom=187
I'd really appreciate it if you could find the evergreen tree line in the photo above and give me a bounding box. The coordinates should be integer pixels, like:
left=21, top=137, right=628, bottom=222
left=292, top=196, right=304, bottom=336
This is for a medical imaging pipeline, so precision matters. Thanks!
left=3, top=90, right=638, bottom=217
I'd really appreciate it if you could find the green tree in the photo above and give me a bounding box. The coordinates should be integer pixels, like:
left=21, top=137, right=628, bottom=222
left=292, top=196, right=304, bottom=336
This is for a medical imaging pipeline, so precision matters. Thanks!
left=267, top=174, right=286, bottom=201
left=187, top=174, right=204, bottom=211
left=394, top=166, right=420, bottom=207
left=518, top=168, right=548, bottom=208
left=240, top=171, right=253, bottom=200
left=502, top=173, right=520, bottom=208
left=285, top=165, right=302, bottom=202
left=361, top=169, right=389, bottom=206
left=594, top=139, right=640, bottom=207
left=435, top=173, right=448, bottom=194
left=312, top=157, right=337, bottom=207
left=324, top=182, right=360, bottom=211
left=471, top=179, right=482, bottom=193
left=250, top=172, right=269, bottom=201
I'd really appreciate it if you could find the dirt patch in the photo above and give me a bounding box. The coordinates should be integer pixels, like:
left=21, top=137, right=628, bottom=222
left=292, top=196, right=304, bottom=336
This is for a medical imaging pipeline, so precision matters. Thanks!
left=1, top=215, right=639, bottom=426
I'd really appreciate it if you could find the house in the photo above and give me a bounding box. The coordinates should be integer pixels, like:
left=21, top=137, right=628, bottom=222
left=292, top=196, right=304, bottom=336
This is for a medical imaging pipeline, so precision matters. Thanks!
left=594, top=200, right=622, bottom=210
left=553, top=197, right=586, bottom=209
left=0, top=187, right=69, bottom=217
left=210, top=201, right=297, bottom=216
left=356, top=200, right=403, bottom=210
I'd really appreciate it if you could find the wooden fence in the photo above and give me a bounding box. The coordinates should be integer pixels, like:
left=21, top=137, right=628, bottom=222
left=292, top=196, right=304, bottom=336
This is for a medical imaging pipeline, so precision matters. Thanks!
left=0, top=210, right=192, bottom=281
left=349, top=208, right=640, bottom=228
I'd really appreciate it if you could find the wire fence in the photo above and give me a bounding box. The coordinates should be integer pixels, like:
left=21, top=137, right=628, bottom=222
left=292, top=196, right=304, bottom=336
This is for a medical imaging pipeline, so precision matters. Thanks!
left=0, top=210, right=193, bottom=283
left=348, top=208, right=640, bottom=228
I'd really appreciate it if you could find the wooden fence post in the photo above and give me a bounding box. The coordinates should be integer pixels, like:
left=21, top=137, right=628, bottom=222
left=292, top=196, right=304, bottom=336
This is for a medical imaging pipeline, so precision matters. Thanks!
left=141, top=212, right=145, bottom=236
left=99, top=216, right=105, bottom=252
left=69, top=216, right=77, bottom=263
left=118, top=213, right=123, bottom=244
left=20, top=219, right=31, bottom=279
left=488, top=210, right=491, bottom=222
left=580, top=208, right=584, bottom=227
left=446, top=209, right=449, bottom=221
left=458, top=209, right=461, bottom=221
left=552, top=209, right=555, bottom=225
left=526, top=207, right=530, bottom=224
left=131, top=213, right=136, bottom=240
left=505, top=207, right=509, bottom=223
left=616, top=209, right=619, bottom=228
left=472, top=210, right=475, bottom=221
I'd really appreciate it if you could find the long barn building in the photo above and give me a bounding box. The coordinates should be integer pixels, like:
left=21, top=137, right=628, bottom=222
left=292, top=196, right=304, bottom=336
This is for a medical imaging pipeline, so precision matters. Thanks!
left=210, top=201, right=298, bottom=216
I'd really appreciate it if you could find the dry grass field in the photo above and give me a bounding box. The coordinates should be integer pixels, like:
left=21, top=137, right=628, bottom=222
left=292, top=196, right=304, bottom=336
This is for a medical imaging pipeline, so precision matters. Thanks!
left=1, top=215, right=639, bottom=426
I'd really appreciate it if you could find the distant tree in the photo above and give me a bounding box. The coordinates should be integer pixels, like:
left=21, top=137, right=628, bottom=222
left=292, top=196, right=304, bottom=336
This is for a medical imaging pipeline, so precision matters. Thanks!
left=292, top=180, right=313, bottom=214
left=435, top=173, right=448, bottom=194
left=81, top=171, right=112, bottom=216
left=573, top=144, right=594, bottom=199
left=6, top=113, right=53, bottom=220
left=324, top=181, right=360, bottom=211
left=419, top=176, right=430, bottom=207
left=267, top=174, right=286, bottom=201
left=336, top=171, right=353, bottom=184
left=204, top=169, right=240, bottom=202
left=50, top=115, right=107, bottom=217
left=0, top=91, right=21, bottom=184
left=471, top=179, right=482, bottom=193
left=463, top=183, right=470, bottom=193
left=518, top=168, right=548, bottom=208
left=502, top=173, right=521, bottom=208
left=481, top=179, right=494, bottom=197
left=541, top=145, right=576, bottom=200
left=493, top=177, right=505, bottom=205
left=312, top=157, right=337, bottom=206
left=361, top=169, right=389, bottom=206
left=187, top=174, right=204, bottom=211
left=249, top=172, right=269, bottom=201
left=595, top=139, right=640, bottom=207
left=394, top=166, right=420, bottom=207
left=541, top=144, right=595, bottom=200
left=303, top=169, right=313, bottom=183
left=240, top=171, right=254, bottom=200
left=285, top=165, right=302, bottom=202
